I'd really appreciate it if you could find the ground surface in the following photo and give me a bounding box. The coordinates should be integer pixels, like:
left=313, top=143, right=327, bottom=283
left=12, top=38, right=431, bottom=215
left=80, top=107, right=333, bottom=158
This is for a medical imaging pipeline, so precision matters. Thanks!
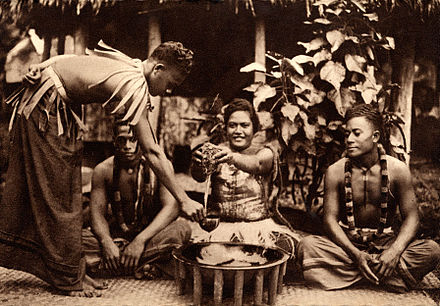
left=0, top=156, right=439, bottom=305
left=0, top=266, right=439, bottom=306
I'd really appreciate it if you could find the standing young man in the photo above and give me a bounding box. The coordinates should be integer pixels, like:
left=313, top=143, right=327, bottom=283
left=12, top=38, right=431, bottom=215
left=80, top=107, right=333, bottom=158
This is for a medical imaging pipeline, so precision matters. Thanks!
left=298, top=104, right=440, bottom=292
left=0, top=41, right=204, bottom=296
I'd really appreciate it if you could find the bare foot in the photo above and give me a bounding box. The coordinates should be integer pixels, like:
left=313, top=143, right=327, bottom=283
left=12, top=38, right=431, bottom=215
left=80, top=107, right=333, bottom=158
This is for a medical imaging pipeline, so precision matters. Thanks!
left=65, top=274, right=108, bottom=297
left=134, top=264, right=162, bottom=280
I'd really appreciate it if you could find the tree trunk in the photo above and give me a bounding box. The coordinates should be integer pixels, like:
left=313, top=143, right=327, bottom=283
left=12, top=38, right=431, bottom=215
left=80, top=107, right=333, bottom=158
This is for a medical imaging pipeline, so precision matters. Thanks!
left=390, top=33, right=416, bottom=163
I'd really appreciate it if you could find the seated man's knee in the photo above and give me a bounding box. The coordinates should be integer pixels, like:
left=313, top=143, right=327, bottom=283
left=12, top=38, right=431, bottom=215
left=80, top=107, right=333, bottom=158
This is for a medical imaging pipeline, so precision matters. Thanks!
left=425, top=240, right=440, bottom=265
left=297, top=235, right=325, bottom=258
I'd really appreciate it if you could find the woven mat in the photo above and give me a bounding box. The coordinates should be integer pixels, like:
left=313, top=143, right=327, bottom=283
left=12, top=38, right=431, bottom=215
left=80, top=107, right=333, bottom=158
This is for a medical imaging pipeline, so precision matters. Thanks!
left=0, top=267, right=438, bottom=306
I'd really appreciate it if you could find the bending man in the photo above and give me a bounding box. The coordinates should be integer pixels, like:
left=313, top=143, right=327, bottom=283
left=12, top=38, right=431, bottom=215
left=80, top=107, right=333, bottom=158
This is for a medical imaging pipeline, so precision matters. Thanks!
left=0, top=41, right=204, bottom=297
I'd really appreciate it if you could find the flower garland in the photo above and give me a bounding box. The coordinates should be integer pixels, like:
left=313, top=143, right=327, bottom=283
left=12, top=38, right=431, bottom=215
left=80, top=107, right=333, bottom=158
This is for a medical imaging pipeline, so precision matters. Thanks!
left=344, top=143, right=389, bottom=243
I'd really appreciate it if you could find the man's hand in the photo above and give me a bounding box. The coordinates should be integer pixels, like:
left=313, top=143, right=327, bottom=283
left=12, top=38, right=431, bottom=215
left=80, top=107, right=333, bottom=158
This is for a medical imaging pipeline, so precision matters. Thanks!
left=181, top=199, right=205, bottom=222
left=121, top=238, right=145, bottom=275
left=22, top=65, right=41, bottom=85
left=375, top=247, right=401, bottom=280
left=101, top=239, right=121, bottom=274
left=356, top=251, right=380, bottom=285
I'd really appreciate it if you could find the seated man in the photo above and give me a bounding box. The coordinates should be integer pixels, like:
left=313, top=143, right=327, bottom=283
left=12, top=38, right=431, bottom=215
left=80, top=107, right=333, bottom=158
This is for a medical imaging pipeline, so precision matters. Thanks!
left=82, top=121, right=191, bottom=279
left=297, top=104, right=440, bottom=292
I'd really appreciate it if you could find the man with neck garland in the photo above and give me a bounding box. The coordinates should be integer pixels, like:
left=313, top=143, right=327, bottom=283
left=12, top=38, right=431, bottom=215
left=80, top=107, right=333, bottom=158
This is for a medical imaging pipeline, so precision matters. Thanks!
left=297, top=104, right=440, bottom=292
left=82, top=122, right=190, bottom=279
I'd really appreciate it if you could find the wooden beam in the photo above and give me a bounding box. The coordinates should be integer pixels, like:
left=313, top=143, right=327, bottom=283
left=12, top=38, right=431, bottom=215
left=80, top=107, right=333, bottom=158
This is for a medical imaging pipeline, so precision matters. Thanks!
left=74, top=24, right=88, bottom=55
left=254, top=17, right=266, bottom=84
left=391, top=33, right=416, bottom=163
left=42, top=35, right=51, bottom=61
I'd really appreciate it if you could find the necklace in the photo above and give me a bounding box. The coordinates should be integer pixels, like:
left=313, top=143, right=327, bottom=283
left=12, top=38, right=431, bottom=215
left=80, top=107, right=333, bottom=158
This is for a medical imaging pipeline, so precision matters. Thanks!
left=344, top=143, right=389, bottom=242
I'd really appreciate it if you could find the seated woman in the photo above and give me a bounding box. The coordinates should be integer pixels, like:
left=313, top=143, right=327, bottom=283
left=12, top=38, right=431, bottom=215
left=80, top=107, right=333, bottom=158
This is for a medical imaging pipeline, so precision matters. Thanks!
left=191, top=98, right=300, bottom=258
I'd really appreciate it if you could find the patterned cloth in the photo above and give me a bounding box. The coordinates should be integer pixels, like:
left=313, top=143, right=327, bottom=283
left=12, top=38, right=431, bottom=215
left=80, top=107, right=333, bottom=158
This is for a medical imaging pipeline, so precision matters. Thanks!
left=0, top=43, right=153, bottom=291
left=195, top=142, right=300, bottom=258
left=0, top=71, right=85, bottom=291
left=298, top=234, right=440, bottom=291
left=82, top=219, right=191, bottom=278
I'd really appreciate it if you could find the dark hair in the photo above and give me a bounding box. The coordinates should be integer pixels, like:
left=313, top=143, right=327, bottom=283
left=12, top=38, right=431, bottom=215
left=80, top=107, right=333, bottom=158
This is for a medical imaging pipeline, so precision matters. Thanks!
left=345, top=103, right=384, bottom=136
left=150, top=41, right=194, bottom=75
left=223, top=98, right=260, bottom=134
left=112, top=119, right=133, bottom=138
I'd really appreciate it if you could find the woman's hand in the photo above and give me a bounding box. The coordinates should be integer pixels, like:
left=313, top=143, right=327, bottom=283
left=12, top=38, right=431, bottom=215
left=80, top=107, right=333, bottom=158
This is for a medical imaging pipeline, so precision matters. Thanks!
left=213, top=146, right=236, bottom=165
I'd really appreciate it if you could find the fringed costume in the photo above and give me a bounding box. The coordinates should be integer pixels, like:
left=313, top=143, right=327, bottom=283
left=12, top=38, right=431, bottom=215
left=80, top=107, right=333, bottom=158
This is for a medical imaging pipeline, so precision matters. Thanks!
left=0, top=41, right=154, bottom=291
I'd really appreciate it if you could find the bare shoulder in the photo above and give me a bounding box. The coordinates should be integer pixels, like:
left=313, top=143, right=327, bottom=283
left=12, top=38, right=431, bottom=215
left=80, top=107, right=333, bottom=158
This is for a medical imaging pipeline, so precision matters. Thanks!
left=93, top=156, right=115, bottom=182
left=326, top=158, right=346, bottom=181
left=385, top=155, right=411, bottom=179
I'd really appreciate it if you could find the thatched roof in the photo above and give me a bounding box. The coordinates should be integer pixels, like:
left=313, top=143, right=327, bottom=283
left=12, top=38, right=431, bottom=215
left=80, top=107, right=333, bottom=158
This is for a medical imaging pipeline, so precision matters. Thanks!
left=4, top=0, right=304, bottom=19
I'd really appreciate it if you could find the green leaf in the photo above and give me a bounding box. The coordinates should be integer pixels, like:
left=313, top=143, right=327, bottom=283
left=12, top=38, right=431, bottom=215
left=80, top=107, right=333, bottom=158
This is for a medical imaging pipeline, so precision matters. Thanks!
left=254, top=84, right=276, bottom=110
left=284, top=58, right=304, bottom=76
left=257, top=111, right=274, bottom=129
left=312, top=49, right=332, bottom=66
left=313, top=0, right=338, bottom=6
left=243, top=83, right=261, bottom=93
left=385, top=37, right=395, bottom=49
left=240, top=62, right=266, bottom=73
left=281, top=118, right=299, bottom=145
left=340, top=88, right=357, bottom=114
left=299, top=111, right=316, bottom=140
left=317, top=115, right=327, bottom=126
left=281, top=104, right=300, bottom=122
left=345, top=54, right=366, bottom=74
left=325, top=7, right=343, bottom=15
left=320, top=61, right=345, bottom=90
left=292, top=55, right=314, bottom=64
left=305, top=88, right=326, bottom=106
left=327, top=89, right=344, bottom=116
left=361, top=88, right=377, bottom=104
left=363, top=12, right=378, bottom=22
left=290, top=74, right=314, bottom=91
left=314, top=18, right=332, bottom=25
left=298, top=37, right=327, bottom=53
left=326, top=30, right=345, bottom=53
left=351, top=0, right=366, bottom=12
left=328, top=120, right=343, bottom=130
left=366, top=46, right=374, bottom=60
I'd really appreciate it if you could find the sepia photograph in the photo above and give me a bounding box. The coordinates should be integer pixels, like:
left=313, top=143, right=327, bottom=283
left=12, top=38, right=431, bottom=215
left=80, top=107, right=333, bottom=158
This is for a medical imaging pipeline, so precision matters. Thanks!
left=0, top=0, right=439, bottom=305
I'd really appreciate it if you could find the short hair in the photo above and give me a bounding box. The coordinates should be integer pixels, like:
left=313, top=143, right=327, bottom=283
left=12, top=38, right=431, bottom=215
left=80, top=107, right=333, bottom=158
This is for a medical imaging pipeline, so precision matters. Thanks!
left=345, top=103, right=384, bottom=136
left=150, top=41, right=194, bottom=75
left=112, top=119, right=132, bottom=138
left=223, top=98, right=260, bottom=134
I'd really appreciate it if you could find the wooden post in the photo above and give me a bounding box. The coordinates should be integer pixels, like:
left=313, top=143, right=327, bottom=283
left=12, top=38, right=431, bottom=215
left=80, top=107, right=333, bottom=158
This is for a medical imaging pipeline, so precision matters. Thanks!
left=147, top=14, right=162, bottom=137
left=73, top=24, right=88, bottom=55
left=42, top=35, right=51, bottom=61
left=193, top=266, right=202, bottom=306
left=278, top=261, right=287, bottom=294
left=234, top=270, right=244, bottom=306
left=57, top=35, right=65, bottom=55
left=254, top=17, right=266, bottom=84
left=391, top=33, right=416, bottom=163
left=175, top=261, right=186, bottom=295
left=254, top=269, right=264, bottom=305
left=213, top=269, right=223, bottom=305
left=268, top=266, right=280, bottom=305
